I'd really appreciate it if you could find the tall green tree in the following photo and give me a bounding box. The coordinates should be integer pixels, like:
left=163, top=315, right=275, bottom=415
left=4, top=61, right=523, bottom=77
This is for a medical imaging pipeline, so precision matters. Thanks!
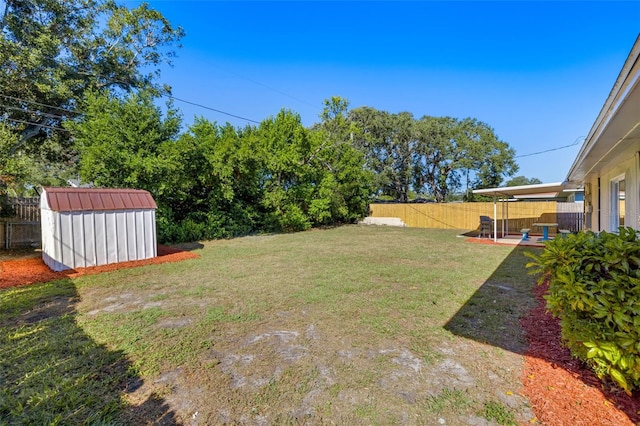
left=467, top=118, right=518, bottom=190
left=506, top=176, right=543, bottom=186
left=311, top=97, right=374, bottom=223
left=412, top=116, right=460, bottom=202
left=253, top=106, right=373, bottom=233
left=348, top=107, right=415, bottom=202
left=349, top=109, right=517, bottom=202
left=413, top=116, right=517, bottom=202
left=158, top=118, right=263, bottom=241
left=66, top=89, right=181, bottom=192
left=253, top=109, right=318, bottom=231
left=0, top=123, right=31, bottom=196
left=0, top=0, right=183, bottom=188
left=155, top=104, right=373, bottom=242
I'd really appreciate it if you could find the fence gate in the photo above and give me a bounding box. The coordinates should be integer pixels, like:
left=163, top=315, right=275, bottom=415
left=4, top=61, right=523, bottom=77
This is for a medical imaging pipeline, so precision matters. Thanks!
left=1, top=197, right=41, bottom=249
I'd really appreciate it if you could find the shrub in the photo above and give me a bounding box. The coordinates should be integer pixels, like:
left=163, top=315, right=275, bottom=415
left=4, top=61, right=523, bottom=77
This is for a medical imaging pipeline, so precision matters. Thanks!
left=156, top=207, right=259, bottom=244
left=526, top=228, right=640, bottom=395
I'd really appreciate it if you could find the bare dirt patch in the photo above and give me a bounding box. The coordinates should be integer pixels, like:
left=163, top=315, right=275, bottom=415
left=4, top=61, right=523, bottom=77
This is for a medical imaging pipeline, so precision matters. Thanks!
left=5, top=229, right=640, bottom=424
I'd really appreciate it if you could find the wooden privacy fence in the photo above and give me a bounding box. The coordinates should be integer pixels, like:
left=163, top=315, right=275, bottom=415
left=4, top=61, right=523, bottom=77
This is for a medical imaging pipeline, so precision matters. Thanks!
left=1, top=197, right=41, bottom=249
left=368, top=201, right=584, bottom=236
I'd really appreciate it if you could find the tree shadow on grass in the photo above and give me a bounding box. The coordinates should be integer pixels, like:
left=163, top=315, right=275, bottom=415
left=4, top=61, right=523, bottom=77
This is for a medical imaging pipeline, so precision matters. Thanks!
left=0, top=279, right=180, bottom=425
left=444, top=244, right=640, bottom=424
left=444, top=245, right=539, bottom=354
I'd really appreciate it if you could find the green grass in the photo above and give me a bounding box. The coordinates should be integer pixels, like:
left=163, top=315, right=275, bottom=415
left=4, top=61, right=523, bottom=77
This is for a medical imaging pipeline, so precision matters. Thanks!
left=482, top=400, right=519, bottom=425
left=424, top=388, right=473, bottom=414
left=1, top=225, right=540, bottom=424
left=0, top=280, right=130, bottom=425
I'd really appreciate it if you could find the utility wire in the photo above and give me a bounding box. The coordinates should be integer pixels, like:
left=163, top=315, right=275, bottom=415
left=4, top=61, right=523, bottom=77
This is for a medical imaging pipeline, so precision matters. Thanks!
left=219, top=67, right=322, bottom=112
left=2, top=117, right=68, bottom=132
left=1, top=91, right=263, bottom=125
left=0, top=104, right=69, bottom=120
left=2, top=49, right=268, bottom=124
left=2, top=50, right=299, bottom=124
left=0, top=94, right=80, bottom=115
left=164, top=94, right=261, bottom=124
left=3, top=45, right=315, bottom=124
left=515, top=136, right=585, bottom=158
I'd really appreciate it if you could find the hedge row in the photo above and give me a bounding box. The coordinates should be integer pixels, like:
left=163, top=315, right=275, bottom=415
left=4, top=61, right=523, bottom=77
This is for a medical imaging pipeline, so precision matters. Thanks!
left=526, top=228, right=640, bottom=394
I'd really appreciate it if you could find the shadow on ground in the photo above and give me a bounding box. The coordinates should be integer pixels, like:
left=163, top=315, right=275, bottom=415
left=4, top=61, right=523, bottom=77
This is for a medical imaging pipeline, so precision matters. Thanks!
left=444, top=244, right=640, bottom=423
left=0, top=279, right=180, bottom=425
left=444, top=245, right=538, bottom=354
left=164, top=242, right=205, bottom=252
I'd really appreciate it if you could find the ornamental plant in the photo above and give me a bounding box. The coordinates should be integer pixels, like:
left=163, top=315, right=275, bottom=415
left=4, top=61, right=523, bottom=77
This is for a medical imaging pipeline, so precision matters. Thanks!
left=526, top=227, right=640, bottom=395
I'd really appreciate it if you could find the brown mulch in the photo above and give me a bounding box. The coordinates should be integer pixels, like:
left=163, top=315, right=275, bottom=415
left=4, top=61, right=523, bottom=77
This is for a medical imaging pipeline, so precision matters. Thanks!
left=468, top=235, right=640, bottom=424
left=464, top=236, right=545, bottom=248
left=0, top=245, right=199, bottom=289
left=520, top=281, right=640, bottom=425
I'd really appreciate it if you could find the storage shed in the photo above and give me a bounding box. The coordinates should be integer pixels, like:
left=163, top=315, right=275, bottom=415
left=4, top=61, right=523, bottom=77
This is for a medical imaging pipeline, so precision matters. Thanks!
left=41, top=187, right=157, bottom=272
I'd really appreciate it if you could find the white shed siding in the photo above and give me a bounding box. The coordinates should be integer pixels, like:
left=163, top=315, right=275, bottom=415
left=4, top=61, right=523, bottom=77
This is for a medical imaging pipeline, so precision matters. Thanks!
left=116, top=211, right=128, bottom=262
left=41, top=188, right=157, bottom=272
left=41, top=197, right=65, bottom=272
left=105, top=212, right=118, bottom=264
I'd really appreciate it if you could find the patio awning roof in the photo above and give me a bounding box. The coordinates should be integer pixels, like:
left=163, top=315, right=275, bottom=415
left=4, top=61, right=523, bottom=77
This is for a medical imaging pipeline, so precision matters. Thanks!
left=472, top=182, right=577, bottom=242
left=472, top=182, right=566, bottom=198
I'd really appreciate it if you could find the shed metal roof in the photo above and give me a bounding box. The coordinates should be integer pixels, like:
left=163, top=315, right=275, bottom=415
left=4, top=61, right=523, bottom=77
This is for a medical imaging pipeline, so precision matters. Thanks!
left=43, top=187, right=157, bottom=212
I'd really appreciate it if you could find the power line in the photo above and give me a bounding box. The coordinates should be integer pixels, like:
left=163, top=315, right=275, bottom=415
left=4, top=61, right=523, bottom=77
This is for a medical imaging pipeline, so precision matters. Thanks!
left=1, top=91, right=263, bottom=125
left=0, top=104, right=68, bottom=120
left=2, top=50, right=286, bottom=124
left=164, top=94, right=261, bottom=124
left=0, top=94, right=80, bottom=115
left=2, top=117, right=68, bottom=132
left=219, top=67, right=321, bottom=112
left=2, top=47, right=282, bottom=125
left=514, top=136, right=585, bottom=159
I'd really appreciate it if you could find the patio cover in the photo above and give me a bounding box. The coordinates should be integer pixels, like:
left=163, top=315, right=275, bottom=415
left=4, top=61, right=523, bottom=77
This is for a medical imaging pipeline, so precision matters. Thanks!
left=472, top=182, right=566, bottom=241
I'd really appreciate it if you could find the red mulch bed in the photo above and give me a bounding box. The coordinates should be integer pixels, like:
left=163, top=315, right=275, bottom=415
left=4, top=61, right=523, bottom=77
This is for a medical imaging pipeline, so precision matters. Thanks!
left=0, top=245, right=199, bottom=289
left=468, top=235, right=640, bottom=423
left=521, top=282, right=640, bottom=425
left=464, top=236, right=545, bottom=247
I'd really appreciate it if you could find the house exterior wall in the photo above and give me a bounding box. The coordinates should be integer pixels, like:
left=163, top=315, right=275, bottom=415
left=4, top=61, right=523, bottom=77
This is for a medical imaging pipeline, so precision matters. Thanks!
left=567, top=36, right=640, bottom=233
left=586, top=149, right=640, bottom=233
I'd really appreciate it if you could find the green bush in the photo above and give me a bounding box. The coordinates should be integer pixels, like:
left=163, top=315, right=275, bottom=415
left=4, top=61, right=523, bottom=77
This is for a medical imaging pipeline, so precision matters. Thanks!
left=526, top=227, right=640, bottom=395
left=156, top=207, right=259, bottom=244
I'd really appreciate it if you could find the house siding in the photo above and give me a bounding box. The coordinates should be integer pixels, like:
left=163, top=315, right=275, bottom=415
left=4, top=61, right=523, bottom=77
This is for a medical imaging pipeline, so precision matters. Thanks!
left=589, top=150, right=640, bottom=233
left=566, top=36, right=640, bottom=233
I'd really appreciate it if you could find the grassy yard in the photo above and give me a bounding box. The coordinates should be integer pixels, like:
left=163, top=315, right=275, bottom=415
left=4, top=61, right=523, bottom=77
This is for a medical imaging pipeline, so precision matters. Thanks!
left=0, top=226, right=541, bottom=425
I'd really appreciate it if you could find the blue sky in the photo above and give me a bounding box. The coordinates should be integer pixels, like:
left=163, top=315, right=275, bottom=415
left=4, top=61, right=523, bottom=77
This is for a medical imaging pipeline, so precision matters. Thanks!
left=130, top=1, right=639, bottom=184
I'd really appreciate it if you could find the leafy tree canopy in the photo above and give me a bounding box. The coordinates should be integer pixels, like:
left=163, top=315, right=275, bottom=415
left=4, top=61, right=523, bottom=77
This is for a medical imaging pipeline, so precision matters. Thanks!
left=0, top=0, right=183, bottom=189
left=65, top=89, right=181, bottom=192
left=506, top=175, right=543, bottom=187
left=348, top=107, right=518, bottom=202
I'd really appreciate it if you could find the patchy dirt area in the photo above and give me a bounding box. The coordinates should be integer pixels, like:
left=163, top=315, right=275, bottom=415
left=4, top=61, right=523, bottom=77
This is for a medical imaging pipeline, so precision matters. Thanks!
left=118, top=314, right=532, bottom=425
left=3, top=245, right=640, bottom=424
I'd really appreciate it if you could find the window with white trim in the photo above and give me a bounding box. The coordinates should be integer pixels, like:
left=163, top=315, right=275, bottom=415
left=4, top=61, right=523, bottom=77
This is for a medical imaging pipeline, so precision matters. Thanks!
left=610, top=176, right=625, bottom=230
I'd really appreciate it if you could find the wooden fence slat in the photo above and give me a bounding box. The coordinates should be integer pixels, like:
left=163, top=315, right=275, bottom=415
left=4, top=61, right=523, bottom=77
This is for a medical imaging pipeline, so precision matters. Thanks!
left=2, top=197, right=41, bottom=249
left=368, top=202, right=584, bottom=234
